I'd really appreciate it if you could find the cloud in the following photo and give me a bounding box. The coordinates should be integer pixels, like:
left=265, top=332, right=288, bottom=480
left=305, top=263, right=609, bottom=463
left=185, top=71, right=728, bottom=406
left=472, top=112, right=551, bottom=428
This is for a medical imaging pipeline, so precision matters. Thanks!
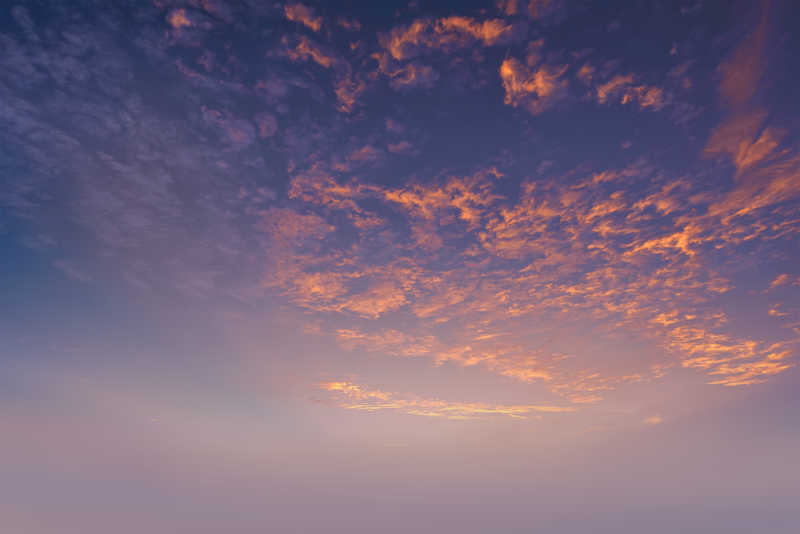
left=319, top=381, right=576, bottom=419
left=284, top=3, right=322, bottom=32
left=333, top=69, right=368, bottom=112
left=372, top=52, right=439, bottom=93
left=334, top=328, right=436, bottom=358
left=333, top=144, right=385, bottom=170
left=388, top=141, right=413, bottom=154
left=702, top=118, right=799, bottom=231
left=666, top=325, right=796, bottom=386
left=435, top=16, right=523, bottom=46
left=284, top=35, right=336, bottom=68
left=706, top=349, right=794, bottom=386
left=527, top=0, right=565, bottom=20
left=372, top=15, right=526, bottom=92
left=282, top=35, right=369, bottom=112
left=499, top=42, right=568, bottom=114
left=337, top=17, right=361, bottom=31
left=167, top=9, right=193, bottom=29
left=594, top=74, right=667, bottom=110
left=388, top=62, right=440, bottom=90
left=703, top=110, right=780, bottom=173
left=717, top=1, right=769, bottom=108
left=201, top=107, right=256, bottom=149
left=769, top=274, right=800, bottom=289
left=496, top=0, right=522, bottom=16
left=381, top=16, right=523, bottom=61
left=337, top=282, right=408, bottom=318
left=701, top=0, right=800, bottom=228
left=497, top=0, right=565, bottom=20
left=264, top=155, right=798, bottom=399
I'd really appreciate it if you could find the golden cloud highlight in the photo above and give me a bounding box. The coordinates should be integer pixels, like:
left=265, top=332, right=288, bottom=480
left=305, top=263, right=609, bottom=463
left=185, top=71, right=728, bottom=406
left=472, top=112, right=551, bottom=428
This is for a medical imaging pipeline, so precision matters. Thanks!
left=381, top=16, right=520, bottom=61
left=500, top=58, right=567, bottom=114
left=167, top=9, right=193, bottom=29
left=262, top=154, right=798, bottom=400
left=284, top=3, right=322, bottom=32
left=595, top=74, right=667, bottom=110
left=319, top=381, right=575, bottom=419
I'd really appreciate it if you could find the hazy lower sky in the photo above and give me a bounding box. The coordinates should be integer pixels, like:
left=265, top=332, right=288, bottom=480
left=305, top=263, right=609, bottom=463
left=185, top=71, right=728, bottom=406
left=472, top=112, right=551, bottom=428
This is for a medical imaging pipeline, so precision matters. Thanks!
left=2, top=0, right=799, bottom=532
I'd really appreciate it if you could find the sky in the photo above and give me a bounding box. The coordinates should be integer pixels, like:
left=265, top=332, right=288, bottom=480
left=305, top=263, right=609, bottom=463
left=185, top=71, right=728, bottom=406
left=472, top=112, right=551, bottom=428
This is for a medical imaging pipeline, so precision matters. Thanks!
left=1, top=0, right=799, bottom=532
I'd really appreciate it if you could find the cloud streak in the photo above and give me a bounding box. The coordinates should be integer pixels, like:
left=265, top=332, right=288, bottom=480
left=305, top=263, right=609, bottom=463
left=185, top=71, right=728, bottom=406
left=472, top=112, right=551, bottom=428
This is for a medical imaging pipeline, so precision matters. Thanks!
left=319, top=381, right=575, bottom=419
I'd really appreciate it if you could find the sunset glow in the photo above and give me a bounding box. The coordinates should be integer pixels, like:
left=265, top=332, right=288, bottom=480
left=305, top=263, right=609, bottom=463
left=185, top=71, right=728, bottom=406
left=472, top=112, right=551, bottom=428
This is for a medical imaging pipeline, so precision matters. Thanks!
left=2, top=1, right=799, bottom=532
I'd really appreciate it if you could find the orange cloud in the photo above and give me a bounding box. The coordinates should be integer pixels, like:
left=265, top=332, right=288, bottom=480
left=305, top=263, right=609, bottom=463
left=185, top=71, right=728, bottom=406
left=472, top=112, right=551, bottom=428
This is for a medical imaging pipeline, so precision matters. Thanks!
left=335, top=328, right=435, bottom=358
left=284, top=3, right=322, bottom=32
left=259, top=207, right=334, bottom=243
left=499, top=57, right=567, bottom=114
left=705, top=143, right=800, bottom=223
left=595, top=74, right=635, bottom=103
left=496, top=0, right=521, bottom=16
left=703, top=110, right=782, bottom=173
left=371, top=54, right=433, bottom=92
left=388, top=141, right=413, bottom=154
left=701, top=2, right=800, bottom=229
left=337, top=17, right=361, bottom=31
left=664, top=322, right=798, bottom=387
left=716, top=0, right=770, bottom=108
left=373, top=15, right=523, bottom=92
left=265, top=152, right=798, bottom=400
left=380, top=16, right=521, bottom=61
left=576, top=63, right=595, bottom=85
left=385, top=62, right=439, bottom=90
left=435, top=16, right=519, bottom=46
left=337, top=282, right=408, bottom=318
left=334, top=71, right=368, bottom=112
left=167, top=9, right=192, bottom=29
left=381, top=19, right=429, bottom=61
left=285, top=35, right=335, bottom=68
left=595, top=74, right=667, bottom=110
left=282, top=36, right=369, bottom=112
left=707, top=349, right=794, bottom=386
left=319, top=381, right=576, bottom=420
left=769, top=274, right=800, bottom=289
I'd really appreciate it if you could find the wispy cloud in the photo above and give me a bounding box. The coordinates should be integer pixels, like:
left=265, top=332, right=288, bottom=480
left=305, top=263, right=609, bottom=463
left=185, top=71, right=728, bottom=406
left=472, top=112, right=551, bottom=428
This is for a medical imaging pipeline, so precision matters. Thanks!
left=319, top=381, right=575, bottom=419
left=500, top=52, right=568, bottom=114
left=284, top=3, right=322, bottom=32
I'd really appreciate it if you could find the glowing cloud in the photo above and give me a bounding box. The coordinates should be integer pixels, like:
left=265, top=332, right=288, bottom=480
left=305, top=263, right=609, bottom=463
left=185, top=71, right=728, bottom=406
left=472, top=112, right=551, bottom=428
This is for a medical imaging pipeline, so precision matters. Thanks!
left=319, top=381, right=576, bottom=419
left=499, top=57, right=567, bottom=114
left=167, top=9, right=193, bottom=29
left=284, top=3, right=322, bottom=32
left=594, top=74, right=667, bottom=110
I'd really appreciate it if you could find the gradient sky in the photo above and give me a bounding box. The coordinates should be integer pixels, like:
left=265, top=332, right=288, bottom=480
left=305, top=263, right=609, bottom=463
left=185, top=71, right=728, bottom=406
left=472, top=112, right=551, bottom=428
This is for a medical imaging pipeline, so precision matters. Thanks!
left=2, top=0, right=800, bottom=532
